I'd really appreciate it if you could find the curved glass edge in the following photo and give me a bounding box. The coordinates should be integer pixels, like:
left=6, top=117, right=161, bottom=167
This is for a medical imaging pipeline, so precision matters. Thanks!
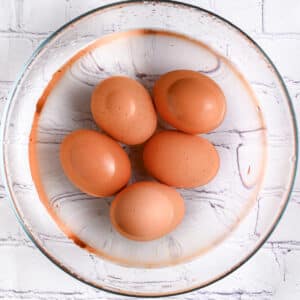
left=0, top=0, right=298, bottom=297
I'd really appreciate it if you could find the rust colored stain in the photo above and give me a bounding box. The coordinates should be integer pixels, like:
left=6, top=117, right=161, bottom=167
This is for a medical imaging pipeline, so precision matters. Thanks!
left=247, top=165, right=251, bottom=175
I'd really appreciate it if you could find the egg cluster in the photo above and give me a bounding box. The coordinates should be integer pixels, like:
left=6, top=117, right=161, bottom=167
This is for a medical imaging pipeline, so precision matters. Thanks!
left=60, top=70, right=226, bottom=242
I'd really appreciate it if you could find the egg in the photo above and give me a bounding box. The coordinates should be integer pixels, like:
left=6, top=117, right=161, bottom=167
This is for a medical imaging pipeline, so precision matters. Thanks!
left=110, top=181, right=185, bottom=241
left=153, top=70, right=226, bottom=134
left=143, top=130, right=219, bottom=188
left=60, top=129, right=131, bottom=197
left=91, top=76, right=157, bottom=145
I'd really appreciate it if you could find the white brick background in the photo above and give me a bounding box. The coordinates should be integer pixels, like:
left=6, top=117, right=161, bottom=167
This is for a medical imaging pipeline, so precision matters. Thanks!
left=0, top=0, right=299, bottom=299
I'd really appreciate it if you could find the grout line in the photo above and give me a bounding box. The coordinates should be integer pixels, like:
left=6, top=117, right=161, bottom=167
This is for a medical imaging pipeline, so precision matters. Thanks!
left=261, top=0, right=265, bottom=32
left=0, top=29, right=48, bottom=40
left=65, top=0, right=72, bottom=22
left=0, top=288, right=273, bottom=299
left=251, top=32, right=300, bottom=41
left=0, top=81, right=14, bottom=86
left=0, top=233, right=300, bottom=251
left=15, top=0, right=24, bottom=30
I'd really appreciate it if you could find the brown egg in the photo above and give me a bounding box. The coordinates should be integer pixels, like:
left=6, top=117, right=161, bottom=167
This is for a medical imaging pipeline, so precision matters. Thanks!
left=110, top=181, right=185, bottom=241
left=153, top=70, right=226, bottom=134
left=143, top=130, right=220, bottom=188
left=91, top=76, right=157, bottom=145
left=60, top=129, right=131, bottom=197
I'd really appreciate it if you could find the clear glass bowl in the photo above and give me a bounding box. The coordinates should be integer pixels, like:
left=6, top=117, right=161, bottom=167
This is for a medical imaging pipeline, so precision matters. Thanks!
left=1, top=1, right=297, bottom=297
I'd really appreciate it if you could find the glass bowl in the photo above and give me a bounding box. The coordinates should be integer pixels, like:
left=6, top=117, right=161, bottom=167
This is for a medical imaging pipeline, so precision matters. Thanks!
left=1, top=0, right=297, bottom=297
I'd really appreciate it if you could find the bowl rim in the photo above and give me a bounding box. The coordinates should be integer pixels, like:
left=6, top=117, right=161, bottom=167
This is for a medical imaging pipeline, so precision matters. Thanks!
left=0, top=0, right=298, bottom=297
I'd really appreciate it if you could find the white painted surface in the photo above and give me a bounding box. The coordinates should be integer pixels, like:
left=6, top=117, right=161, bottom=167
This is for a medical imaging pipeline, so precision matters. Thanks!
left=0, top=0, right=299, bottom=299
left=264, top=0, right=300, bottom=33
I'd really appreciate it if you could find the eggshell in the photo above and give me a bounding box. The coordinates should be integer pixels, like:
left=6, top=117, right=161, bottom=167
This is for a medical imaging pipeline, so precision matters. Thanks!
left=143, top=130, right=220, bottom=188
left=110, top=181, right=185, bottom=241
left=153, top=70, right=226, bottom=134
left=91, top=76, right=157, bottom=145
left=60, top=129, right=131, bottom=197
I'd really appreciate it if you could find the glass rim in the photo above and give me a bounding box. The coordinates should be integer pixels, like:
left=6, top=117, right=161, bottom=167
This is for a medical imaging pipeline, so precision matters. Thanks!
left=0, top=0, right=298, bottom=297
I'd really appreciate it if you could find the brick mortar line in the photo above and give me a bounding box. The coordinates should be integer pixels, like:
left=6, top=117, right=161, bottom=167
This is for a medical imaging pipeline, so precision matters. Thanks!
left=0, top=288, right=273, bottom=298
left=15, top=0, right=23, bottom=31
left=0, top=81, right=14, bottom=86
left=1, top=234, right=300, bottom=251
left=261, top=0, right=265, bottom=32
left=0, top=30, right=48, bottom=39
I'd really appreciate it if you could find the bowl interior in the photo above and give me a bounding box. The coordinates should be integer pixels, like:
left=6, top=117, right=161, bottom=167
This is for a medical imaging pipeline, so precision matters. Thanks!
left=31, top=29, right=266, bottom=267
left=2, top=1, right=296, bottom=296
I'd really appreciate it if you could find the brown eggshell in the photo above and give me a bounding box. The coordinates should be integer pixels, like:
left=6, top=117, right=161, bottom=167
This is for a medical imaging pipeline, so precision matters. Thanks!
left=91, top=76, right=157, bottom=145
left=60, top=129, right=131, bottom=197
left=153, top=70, right=226, bottom=134
left=143, top=130, right=220, bottom=188
left=110, top=181, right=185, bottom=241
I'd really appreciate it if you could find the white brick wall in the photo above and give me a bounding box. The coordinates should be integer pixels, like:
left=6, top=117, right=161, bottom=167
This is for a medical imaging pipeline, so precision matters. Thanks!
left=0, top=0, right=17, bottom=31
left=21, top=0, right=69, bottom=33
left=257, top=37, right=300, bottom=79
left=69, top=0, right=118, bottom=19
left=214, top=0, right=263, bottom=33
left=0, top=1, right=300, bottom=299
left=68, top=0, right=213, bottom=19
left=264, top=0, right=300, bottom=33
left=0, top=37, right=33, bottom=81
